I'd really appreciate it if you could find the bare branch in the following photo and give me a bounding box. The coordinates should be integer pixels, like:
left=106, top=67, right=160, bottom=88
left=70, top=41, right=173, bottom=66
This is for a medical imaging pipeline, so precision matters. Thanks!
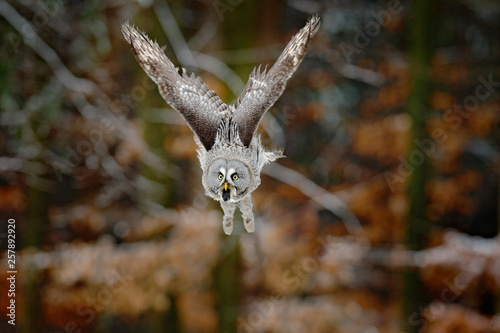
left=0, top=1, right=95, bottom=94
left=262, top=163, right=365, bottom=236
left=153, top=0, right=197, bottom=68
left=192, top=51, right=246, bottom=96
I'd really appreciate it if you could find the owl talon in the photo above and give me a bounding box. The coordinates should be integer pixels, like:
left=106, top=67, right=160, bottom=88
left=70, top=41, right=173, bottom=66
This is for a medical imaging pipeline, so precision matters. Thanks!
left=243, top=216, right=255, bottom=233
left=223, top=217, right=233, bottom=235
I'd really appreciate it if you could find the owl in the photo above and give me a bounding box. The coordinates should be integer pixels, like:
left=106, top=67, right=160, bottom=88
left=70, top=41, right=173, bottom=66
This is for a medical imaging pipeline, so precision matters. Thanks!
left=122, top=16, right=320, bottom=235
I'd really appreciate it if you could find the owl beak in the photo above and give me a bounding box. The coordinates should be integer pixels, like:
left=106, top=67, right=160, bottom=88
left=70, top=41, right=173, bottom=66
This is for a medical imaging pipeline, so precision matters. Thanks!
left=222, top=182, right=230, bottom=201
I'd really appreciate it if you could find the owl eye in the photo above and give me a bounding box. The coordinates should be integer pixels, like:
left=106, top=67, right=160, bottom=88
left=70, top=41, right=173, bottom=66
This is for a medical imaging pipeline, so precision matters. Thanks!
left=218, top=173, right=223, bottom=180
left=232, top=174, right=239, bottom=181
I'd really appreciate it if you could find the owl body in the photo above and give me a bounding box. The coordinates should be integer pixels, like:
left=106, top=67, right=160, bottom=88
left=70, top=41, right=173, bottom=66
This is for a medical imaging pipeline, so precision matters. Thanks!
left=198, top=116, right=282, bottom=234
left=122, top=16, right=320, bottom=234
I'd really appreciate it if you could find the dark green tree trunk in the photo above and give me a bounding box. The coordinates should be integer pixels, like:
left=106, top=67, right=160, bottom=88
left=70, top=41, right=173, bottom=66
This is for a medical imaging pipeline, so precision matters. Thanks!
left=402, top=0, right=436, bottom=331
left=19, top=185, right=48, bottom=333
left=215, top=1, right=260, bottom=332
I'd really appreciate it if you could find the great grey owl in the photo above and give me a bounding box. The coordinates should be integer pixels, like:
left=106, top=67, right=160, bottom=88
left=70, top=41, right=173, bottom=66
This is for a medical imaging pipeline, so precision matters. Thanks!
left=122, top=16, right=320, bottom=235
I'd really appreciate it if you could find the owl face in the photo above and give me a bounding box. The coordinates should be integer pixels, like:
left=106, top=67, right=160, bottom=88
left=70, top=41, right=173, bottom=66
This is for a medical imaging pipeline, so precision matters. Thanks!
left=206, top=158, right=252, bottom=203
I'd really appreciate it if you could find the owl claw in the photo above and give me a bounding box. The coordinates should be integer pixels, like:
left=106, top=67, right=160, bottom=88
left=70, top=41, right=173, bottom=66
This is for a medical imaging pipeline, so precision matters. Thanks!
left=243, top=215, right=255, bottom=233
left=223, top=217, right=233, bottom=235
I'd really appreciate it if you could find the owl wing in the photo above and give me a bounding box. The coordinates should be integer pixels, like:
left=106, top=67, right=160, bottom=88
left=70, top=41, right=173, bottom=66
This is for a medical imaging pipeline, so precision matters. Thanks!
left=122, top=23, right=227, bottom=150
left=232, top=16, right=320, bottom=147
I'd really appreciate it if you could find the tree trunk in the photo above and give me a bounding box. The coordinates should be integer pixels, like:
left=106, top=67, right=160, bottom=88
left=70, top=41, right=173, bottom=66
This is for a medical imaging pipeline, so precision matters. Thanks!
left=402, top=0, right=436, bottom=331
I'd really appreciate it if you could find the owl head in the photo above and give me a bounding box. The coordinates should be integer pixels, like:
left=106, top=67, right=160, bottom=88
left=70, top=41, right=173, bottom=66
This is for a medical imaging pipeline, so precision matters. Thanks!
left=200, top=142, right=263, bottom=204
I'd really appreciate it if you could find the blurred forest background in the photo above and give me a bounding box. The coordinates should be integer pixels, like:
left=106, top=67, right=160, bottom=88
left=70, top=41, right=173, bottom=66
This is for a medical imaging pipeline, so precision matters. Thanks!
left=1, top=0, right=500, bottom=332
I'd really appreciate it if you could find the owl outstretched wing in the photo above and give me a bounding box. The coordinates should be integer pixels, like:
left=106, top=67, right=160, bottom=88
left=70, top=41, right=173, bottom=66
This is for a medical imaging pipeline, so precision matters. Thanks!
left=232, top=16, right=320, bottom=147
left=122, top=22, right=227, bottom=150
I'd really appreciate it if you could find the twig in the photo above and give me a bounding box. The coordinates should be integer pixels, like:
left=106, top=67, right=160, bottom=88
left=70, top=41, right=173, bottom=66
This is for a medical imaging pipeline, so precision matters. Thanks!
left=188, top=19, right=218, bottom=51
left=153, top=0, right=197, bottom=68
left=262, top=163, right=365, bottom=236
left=191, top=51, right=246, bottom=96
left=213, top=44, right=283, bottom=65
left=0, top=1, right=94, bottom=94
left=335, top=63, right=385, bottom=87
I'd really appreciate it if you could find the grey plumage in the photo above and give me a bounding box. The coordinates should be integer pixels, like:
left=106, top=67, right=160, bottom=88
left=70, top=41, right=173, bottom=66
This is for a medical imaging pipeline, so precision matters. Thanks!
left=122, top=16, right=320, bottom=235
